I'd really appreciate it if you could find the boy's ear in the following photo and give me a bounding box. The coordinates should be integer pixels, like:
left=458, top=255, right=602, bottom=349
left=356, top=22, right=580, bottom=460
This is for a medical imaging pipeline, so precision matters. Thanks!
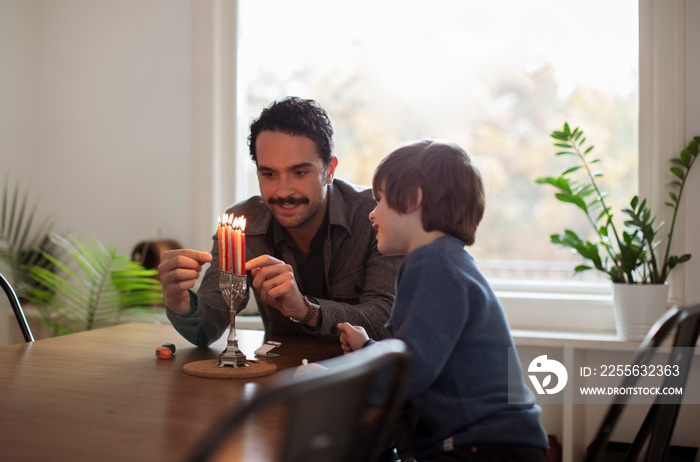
left=406, top=187, right=423, bottom=213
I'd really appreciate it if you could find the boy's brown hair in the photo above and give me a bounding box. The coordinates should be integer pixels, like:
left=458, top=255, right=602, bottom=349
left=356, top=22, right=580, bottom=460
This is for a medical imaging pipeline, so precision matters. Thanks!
left=372, top=140, right=485, bottom=246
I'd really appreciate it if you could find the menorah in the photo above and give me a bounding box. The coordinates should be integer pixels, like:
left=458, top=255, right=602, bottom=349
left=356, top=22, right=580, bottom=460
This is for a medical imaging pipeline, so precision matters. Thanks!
left=217, top=270, right=248, bottom=368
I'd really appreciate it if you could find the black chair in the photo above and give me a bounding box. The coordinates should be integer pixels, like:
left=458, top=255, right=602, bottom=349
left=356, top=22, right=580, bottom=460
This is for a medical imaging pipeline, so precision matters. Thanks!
left=586, top=303, right=700, bottom=462
left=189, top=338, right=409, bottom=462
left=0, top=272, right=34, bottom=343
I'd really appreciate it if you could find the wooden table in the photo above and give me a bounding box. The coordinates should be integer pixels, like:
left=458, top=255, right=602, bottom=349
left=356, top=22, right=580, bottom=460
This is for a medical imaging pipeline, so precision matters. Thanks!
left=0, top=323, right=343, bottom=462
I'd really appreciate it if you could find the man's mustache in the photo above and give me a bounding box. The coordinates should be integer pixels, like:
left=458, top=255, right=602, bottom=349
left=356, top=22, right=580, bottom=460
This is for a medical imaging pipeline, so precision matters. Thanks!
left=268, top=196, right=310, bottom=207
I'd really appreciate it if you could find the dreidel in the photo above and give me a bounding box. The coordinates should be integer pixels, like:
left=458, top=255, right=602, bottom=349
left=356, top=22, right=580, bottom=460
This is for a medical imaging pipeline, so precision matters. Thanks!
left=155, top=343, right=176, bottom=360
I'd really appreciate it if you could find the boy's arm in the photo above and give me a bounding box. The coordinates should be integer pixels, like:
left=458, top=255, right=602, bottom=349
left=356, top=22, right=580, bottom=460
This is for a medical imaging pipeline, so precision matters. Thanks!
left=337, top=322, right=370, bottom=353
left=390, top=256, right=470, bottom=397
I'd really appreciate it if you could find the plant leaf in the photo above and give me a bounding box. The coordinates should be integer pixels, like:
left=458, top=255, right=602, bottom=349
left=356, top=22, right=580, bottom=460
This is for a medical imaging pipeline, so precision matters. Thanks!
left=670, top=167, right=685, bottom=180
left=554, top=193, right=588, bottom=212
left=551, top=131, right=568, bottom=141
left=680, top=149, right=691, bottom=167
left=563, top=166, right=582, bottom=175
left=1, top=177, right=55, bottom=296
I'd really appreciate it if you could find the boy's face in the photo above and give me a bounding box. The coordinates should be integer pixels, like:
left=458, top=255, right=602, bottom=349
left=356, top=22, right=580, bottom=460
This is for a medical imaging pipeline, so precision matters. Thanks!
left=256, top=130, right=337, bottom=233
left=369, top=188, right=417, bottom=255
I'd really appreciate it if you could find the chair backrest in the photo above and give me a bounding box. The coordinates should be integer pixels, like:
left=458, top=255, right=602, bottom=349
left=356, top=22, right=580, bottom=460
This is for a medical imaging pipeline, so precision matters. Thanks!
left=189, top=338, right=409, bottom=462
left=586, top=303, right=700, bottom=462
left=0, top=272, right=34, bottom=343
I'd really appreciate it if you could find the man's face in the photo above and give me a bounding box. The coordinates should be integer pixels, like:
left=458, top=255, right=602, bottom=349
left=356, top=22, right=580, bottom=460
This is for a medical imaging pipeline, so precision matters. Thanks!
left=255, top=130, right=337, bottom=232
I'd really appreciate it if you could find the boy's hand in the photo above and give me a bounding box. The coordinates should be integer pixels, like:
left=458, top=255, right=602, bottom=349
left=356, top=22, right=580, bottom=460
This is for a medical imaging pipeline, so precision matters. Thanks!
left=337, top=322, right=370, bottom=354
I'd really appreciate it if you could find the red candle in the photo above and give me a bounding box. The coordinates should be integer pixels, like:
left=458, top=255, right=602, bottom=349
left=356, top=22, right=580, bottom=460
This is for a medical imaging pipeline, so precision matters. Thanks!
left=227, top=215, right=233, bottom=272
left=217, top=218, right=223, bottom=271
left=240, top=228, right=246, bottom=276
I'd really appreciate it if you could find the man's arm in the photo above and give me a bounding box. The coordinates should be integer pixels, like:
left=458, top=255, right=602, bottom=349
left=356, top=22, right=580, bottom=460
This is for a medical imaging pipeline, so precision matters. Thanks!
left=164, top=238, right=242, bottom=347
left=245, top=243, right=402, bottom=340
left=305, top=245, right=403, bottom=340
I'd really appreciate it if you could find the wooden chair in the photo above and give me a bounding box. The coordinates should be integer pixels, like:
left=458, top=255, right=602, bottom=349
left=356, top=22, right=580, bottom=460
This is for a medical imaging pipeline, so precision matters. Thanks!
left=189, top=338, right=409, bottom=462
left=586, top=303, right=700, bottom=461
left=0, top=272, right=34, bottom=342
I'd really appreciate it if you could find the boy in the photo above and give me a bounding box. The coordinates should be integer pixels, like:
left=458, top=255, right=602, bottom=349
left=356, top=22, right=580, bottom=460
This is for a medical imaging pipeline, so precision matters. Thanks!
left=338, top=140, right=548, bottom=462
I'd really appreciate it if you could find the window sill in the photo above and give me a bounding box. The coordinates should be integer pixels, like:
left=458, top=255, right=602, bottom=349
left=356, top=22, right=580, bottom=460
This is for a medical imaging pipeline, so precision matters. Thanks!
left=500, top=293, right=616, bottom=334
left=511, top=329, right=640, bottom=350
left=493, top=280, right=617, bottom=334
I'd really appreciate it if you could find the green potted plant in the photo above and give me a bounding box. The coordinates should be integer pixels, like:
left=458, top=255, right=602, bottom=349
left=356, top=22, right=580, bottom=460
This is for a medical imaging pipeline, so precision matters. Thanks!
left=2, top=177, right=163, bottom=339
left=536, top=123, right=698, bottom=339
left=27, top=233, right=164, bottom=337
left=1, top=176, right=54, bottom=298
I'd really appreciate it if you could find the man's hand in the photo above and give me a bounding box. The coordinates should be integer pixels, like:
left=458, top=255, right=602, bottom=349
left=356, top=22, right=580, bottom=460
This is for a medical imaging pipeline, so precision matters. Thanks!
left=158, top=249, right=212, bottom=315
left=337, top=322, right=370, bottom=354
left=246, top=255, right=316, bottom=326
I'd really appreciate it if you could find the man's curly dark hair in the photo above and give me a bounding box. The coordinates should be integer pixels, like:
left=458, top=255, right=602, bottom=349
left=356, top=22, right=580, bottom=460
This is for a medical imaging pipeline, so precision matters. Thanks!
left=248, top=97, right=335, bottom=166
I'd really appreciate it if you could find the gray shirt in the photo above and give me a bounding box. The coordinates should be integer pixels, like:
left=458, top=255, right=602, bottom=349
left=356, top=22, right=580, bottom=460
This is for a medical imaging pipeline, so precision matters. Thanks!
left=167, top=179, right=403, bottom=346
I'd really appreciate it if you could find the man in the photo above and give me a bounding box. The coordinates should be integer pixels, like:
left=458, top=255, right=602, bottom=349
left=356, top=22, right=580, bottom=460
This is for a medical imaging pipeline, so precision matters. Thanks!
left=159, top=97, right=402, bottom=346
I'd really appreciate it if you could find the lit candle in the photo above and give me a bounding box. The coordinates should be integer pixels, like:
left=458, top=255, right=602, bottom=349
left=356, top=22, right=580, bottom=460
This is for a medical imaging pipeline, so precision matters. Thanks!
left=217, top=213, right=246, bottom=275
left=217, top=217, right=223, bottom=271
left=233, top=216, right=247, bottom=275
left=234, top=226, right=241, bottom=274
left=227, top=214, right=233, bottom=272
left=239, top=218, right=246, bottom=276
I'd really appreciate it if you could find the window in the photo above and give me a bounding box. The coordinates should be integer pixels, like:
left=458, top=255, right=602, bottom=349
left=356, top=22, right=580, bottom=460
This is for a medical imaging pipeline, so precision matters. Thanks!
left=238, top=0, right=639, bottom=285
left=193, top=0, right=688, bottom=333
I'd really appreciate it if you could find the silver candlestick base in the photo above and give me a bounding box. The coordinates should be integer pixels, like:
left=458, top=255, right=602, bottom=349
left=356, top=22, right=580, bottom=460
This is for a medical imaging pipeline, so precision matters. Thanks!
left=218, top=271, right=248, bottom=368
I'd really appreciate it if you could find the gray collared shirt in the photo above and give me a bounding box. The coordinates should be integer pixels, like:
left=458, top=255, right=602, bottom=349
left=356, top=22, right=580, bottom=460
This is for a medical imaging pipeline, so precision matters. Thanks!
left=271, top=206, right=328, bottom=299
left=167, top=178, right=403, bottom=346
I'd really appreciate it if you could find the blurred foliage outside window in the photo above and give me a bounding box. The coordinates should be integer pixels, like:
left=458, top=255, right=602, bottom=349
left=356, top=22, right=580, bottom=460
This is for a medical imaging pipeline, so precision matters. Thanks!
left=239, top=0, right=638, bottom=282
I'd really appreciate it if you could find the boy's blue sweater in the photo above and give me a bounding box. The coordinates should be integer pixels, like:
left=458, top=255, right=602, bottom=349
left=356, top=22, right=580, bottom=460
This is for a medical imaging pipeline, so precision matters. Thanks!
left=378, top=235, right=548, bottom=460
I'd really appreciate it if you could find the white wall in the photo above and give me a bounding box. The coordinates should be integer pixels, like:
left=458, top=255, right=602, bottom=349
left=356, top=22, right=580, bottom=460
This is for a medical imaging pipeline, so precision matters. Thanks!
left=0, top=0, right=37, bottom=176
left=1, top=0, right=193, bottom=256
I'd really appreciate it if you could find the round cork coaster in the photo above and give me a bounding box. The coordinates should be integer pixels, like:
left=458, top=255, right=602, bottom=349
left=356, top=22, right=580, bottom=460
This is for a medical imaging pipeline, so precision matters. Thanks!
left=183, top=359, right=277, bottom=379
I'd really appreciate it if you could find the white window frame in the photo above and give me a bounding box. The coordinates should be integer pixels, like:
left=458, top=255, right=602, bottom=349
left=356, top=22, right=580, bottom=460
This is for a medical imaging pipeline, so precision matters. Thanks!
left=190, top=0, right=692, bottom=333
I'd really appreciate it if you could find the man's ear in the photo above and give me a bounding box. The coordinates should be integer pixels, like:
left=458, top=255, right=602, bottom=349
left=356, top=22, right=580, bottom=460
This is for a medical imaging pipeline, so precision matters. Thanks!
left=325, top=157, right=339, bottom=184
left=406, top=187, right=423, bottom=213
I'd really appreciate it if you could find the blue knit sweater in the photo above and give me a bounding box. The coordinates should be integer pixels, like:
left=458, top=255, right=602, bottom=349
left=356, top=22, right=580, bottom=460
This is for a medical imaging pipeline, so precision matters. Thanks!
left=375, top=235, right=548, bottom=460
